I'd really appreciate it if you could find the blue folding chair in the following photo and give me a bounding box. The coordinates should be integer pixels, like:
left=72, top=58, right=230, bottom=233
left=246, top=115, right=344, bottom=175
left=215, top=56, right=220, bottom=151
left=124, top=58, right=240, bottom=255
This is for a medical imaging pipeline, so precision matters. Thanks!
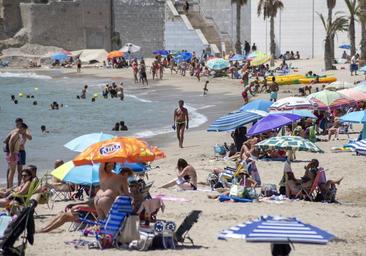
left=82, top=196, right=133, bottom=249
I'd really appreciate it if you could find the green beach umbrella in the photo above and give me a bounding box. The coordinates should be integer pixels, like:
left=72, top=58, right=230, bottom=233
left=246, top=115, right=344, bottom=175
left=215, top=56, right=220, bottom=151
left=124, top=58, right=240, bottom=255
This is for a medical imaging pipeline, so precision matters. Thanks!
left=307, top=90, right=355, bottom=110
left=255, top=136, right=324, bottom=153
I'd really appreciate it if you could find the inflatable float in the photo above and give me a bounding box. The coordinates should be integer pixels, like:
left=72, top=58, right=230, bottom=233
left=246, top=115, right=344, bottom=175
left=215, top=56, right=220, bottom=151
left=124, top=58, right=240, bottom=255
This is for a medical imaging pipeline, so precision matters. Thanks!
left=299, top=77, right=337, bottom=84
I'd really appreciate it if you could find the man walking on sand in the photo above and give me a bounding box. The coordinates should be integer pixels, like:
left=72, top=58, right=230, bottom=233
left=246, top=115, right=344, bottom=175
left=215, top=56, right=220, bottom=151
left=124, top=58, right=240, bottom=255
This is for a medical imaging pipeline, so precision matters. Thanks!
left=269, top=77, right=279, bottom=102
left=173, top=100, right=189, bottom=148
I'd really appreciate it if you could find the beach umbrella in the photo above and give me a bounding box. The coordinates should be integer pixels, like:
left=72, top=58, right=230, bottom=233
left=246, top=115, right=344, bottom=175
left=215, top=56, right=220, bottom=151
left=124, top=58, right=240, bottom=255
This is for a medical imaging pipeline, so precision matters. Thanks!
left=247, top=113, right=301, bottom=136
left=174, top=52, right=192, bottom=63
left=50, top=52, right=68, bottom=61
left=359, top=66, right=366, bottom=72
left=270, top=109, right=317, bottom=119
left=269, top=97, right=316, bottom=111
left=51, top=161, right=100, bottom=185
left=347, top=139, right=366, bottom=155
left=64, top=133, right=115, bottom=152
left=339, top=44, right=351, bottom=49
left=250, top=55, right=271, bottom=66
left=153, top=49, right=169, bottom=56
left=238, top=99, right=272, bottom=112
left=246, top=51, right=266, bottom=59
left=120, top=43, right=141, bottom=53
left=325, top=81, right=354, bottom=91
left=338, top=89, right=366, bottom=102
left=218, top=215, right=334, bottom=244
left=353, top=83, right=366, bottom=93
left=207, top=58, right=230, bottom=70
left=307, top=90, right=355, bottom=110
left=255, top=136, right=324, bottom=153
left=107, top=51, right=123, bottom=59
left=229, top=54, right=245, bottom=61
left=339, top=110, right=366, bottom=123
left=114, top=162, right=149, bottom=174
left=73, top=137, right=165, bottom=166
left=207, top=111, right=266, bottom=132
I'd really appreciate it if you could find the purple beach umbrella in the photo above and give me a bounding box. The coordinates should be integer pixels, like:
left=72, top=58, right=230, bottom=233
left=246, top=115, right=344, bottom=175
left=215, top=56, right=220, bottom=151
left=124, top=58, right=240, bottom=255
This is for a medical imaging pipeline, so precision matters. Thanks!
left=247, top=113, right=301, bottom=136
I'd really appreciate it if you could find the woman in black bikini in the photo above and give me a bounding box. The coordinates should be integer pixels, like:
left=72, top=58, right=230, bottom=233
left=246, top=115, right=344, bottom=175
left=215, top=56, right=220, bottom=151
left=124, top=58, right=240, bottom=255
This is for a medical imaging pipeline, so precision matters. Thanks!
left=159, top=158, right=197, bottom=190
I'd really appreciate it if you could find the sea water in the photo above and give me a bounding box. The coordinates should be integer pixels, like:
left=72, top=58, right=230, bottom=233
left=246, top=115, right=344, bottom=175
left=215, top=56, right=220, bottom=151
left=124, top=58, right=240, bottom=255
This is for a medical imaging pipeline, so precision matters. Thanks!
left=0, top=72, right=208, bottom=180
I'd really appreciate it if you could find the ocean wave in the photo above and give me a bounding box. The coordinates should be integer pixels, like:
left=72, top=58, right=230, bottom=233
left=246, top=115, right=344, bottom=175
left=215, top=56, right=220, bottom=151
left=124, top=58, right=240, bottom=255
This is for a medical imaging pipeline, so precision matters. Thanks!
left=0, top=72, right=52, bottom=80
left=133, top=104, right=207, bottom=138
left=125, top=94, right=152, bottom=103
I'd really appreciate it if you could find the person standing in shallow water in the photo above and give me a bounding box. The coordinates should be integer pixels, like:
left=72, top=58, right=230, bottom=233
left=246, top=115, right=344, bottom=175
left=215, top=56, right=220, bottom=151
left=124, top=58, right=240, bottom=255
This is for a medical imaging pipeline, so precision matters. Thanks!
left=173, top=100, right=189, bottom=148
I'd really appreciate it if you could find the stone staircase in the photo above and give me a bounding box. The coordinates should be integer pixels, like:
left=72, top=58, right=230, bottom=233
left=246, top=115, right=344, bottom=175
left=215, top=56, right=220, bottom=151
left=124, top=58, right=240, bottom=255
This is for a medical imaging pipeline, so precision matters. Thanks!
left=175, top=1, right=232, bottom=54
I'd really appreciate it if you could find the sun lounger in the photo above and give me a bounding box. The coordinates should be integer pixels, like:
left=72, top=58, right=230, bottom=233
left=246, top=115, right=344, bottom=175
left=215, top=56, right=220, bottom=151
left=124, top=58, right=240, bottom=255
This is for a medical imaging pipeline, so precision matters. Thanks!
left=296, top=170, right=324, bottom=201
left=175, top=210, right=202, bottom=246
left=82, top=196, right=133, bottom=249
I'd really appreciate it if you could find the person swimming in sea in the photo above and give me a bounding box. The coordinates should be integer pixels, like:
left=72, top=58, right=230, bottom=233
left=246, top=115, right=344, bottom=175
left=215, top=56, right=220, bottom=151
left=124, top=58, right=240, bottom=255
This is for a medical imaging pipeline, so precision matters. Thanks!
left=41, top=125, right=49, bottom=134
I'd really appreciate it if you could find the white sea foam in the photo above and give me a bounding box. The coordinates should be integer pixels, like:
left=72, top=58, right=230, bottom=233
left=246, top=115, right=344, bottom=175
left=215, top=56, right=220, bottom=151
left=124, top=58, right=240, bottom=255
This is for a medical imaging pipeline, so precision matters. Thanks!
left=134, top=104, right=208, bottom=138
left=125, top=94, right=152, bottom=103
left=0, top=72, right=52, bottom=80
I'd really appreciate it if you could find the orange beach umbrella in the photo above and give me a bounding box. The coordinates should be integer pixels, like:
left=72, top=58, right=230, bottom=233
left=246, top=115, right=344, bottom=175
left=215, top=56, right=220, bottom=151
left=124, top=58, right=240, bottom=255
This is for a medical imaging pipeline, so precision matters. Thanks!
left=73, top=137, right=165, bottom=166
left=107, top=51, right=123, bottom=59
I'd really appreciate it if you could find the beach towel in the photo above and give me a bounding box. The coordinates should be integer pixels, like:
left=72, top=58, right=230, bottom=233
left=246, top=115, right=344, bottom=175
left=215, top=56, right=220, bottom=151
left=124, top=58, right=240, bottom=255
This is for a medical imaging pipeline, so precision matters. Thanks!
left=218, top=195, right=253, bottom=203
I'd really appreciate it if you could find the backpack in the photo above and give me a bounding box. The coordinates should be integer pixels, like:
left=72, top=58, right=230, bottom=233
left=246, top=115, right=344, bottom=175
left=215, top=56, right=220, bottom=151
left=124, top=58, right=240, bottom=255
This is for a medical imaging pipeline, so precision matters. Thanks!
left=2, top=133, right=11, bottom=153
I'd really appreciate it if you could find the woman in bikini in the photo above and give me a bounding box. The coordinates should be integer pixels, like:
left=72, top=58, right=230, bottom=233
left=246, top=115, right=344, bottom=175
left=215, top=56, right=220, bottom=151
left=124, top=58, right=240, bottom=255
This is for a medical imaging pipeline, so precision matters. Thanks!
left=159, top=158, right=197, bottom=190
left=94, top=163, right=132, bottom=219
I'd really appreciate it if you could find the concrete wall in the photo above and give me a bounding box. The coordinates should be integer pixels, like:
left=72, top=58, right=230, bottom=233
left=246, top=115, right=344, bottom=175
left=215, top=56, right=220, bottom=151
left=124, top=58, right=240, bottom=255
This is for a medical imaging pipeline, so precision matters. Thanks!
left=165, top=1, right=208, bottom=54
left=0, top=0, right=30, bottom=37
left=198, top=0, right=251, bottom=49
left=113, top=0, right=165, bottom=57
left=20, top=0, right=111, bottom=50
left=250, top=0, right=362, bottom=59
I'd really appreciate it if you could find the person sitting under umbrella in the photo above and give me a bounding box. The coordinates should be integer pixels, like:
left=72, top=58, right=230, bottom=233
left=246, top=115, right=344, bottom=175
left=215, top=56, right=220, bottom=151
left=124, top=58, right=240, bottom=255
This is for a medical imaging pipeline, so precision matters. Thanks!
left=94, top=163, right=133, bottom=219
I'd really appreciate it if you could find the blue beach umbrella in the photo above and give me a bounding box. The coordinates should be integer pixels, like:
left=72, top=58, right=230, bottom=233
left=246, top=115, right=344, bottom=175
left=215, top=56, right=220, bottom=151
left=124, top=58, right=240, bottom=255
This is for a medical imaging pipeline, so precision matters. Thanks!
left=114, top=162, right=149, bottom=174
left=218, top=215, right=335, bottom=244
left=359, top=66, right=366, bottom=72
left=270, top=109, right=317, bottom=119
left=340, top=110, right=366, bottom=123
left=207, top=111, right=265, bottom=132
left=207, top=58, right=230, bottom=70
left=339, top=44, right=351, bottom=50
left=347, top=139, right=366, bottom=155
left=51, top=52, right=68, bottom=61
left=229, top=54, right=245, bottom=62
left=174, top=52, right=192, bottom=63
left=238, top=99, right=272, bottom=112
left=153, top=49, right=169, bottom=56
left=51, top=161, right=100, bottom=185
left=64, top=132, right=115, bottom=152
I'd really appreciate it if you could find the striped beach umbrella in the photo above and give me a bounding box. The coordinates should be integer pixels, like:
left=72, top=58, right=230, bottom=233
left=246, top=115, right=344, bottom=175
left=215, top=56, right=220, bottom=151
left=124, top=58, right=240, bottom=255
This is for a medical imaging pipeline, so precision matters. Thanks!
left=207, top=58, right=230, bottom=70
left=255, top=136, right=324, bottom=153
left=207, top=111, right=266, bottom=132
left=347, top=139, right=366, bottom=155
left=269, top=97, right=317, bottom=111
left=218, top=215, right=335, bottom=244
left=338, top=89, right=366, bottom=102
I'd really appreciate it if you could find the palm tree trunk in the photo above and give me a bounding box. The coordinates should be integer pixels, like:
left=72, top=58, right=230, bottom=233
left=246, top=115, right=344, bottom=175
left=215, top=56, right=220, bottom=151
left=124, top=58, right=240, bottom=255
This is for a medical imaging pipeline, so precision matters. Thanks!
left=235, top=3, right=242, bottom=54
left=324, top=36, right=333, bottom=70
left=270, top=16, right=275, bottom=66
left=349, top=16, right=356, bottom=56
left=360, top=0, right=366, bottom=62
left=328, top=8, right=335, bottom=63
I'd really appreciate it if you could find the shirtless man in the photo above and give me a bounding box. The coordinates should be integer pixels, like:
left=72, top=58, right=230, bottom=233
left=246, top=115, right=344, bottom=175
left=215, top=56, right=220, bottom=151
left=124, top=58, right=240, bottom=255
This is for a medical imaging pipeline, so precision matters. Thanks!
left=6, top=123, right=29, bottom=188
left=94, top=163, right=132, bottom=219
left=159, top=158, right=197, bottom=190
left=269, top=77, right=279, bottom=102
left=173, top=100, right=189, bottom=148
left=80, top=85, right=88, bottom=99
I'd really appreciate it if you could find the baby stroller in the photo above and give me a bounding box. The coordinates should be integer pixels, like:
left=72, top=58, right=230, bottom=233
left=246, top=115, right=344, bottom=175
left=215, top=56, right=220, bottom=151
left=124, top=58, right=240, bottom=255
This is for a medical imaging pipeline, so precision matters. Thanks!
left=0, top=200, right=37, bottom=256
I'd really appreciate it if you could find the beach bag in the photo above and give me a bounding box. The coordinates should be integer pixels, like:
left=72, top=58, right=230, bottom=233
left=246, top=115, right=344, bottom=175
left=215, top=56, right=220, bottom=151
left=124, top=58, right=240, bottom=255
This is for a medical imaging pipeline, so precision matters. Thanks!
left=118, top=215, right=140, bottom=244
left=261, top=184, right=277, bottom=197
left=229, top=185, right=245, bottom=197
left=214, top=144, right=226, bottom=156
left=242, top=188, right=257, bottom=199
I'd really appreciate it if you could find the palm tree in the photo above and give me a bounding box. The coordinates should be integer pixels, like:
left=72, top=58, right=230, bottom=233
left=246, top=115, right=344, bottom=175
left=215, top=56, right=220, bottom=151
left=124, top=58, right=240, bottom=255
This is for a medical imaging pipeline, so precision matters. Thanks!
left=344, top=0, right=360, bottom=56
left=327, top=0, right=337, bottom=63
left=359, top=0, right=366, bottom=62
left=231, top=0, right=248, bottom=54
left=257, top=0, right=284, bottom=66
left=319, top=12, right=348, bottom=70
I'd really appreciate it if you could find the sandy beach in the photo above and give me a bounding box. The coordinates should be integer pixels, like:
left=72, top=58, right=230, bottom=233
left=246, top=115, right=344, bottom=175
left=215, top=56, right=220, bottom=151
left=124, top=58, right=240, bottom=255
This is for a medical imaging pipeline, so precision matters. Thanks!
left=1, top=58, right=365, bottom=256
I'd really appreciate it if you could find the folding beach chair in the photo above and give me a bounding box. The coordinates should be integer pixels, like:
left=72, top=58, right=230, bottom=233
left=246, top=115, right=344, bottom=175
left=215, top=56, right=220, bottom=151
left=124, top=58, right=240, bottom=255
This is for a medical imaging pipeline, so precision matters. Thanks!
left=296, top=170, right=324, bottom=201
left=68, top=206, right=98, bottom=232
left=175, top=210, right=202, bottom=246
left=83, top=196, right=133, bottom=249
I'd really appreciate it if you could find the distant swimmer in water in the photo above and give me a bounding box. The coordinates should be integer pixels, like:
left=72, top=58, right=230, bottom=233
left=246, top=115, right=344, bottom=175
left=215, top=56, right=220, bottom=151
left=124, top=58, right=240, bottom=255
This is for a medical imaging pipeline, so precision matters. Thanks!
left=41, top=125, right=49, bottom=134
left=119, top=121, right=128, bottom=131
left=14, top=100, right=18, bottom=104
left=80, top=85, right=88, bottom=99
left=173, top=100, right=189, bottom=148
left=11, top=95, right=15, bottom=101
left=112, top=122, right=120, bottom=131
left=76, top=95, right=80, bottom=99
left=33, top=101, right=38, bottom=106
left=91, top=97, right=96, bottom=102
left=50, top=101, right=59, bottom=110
